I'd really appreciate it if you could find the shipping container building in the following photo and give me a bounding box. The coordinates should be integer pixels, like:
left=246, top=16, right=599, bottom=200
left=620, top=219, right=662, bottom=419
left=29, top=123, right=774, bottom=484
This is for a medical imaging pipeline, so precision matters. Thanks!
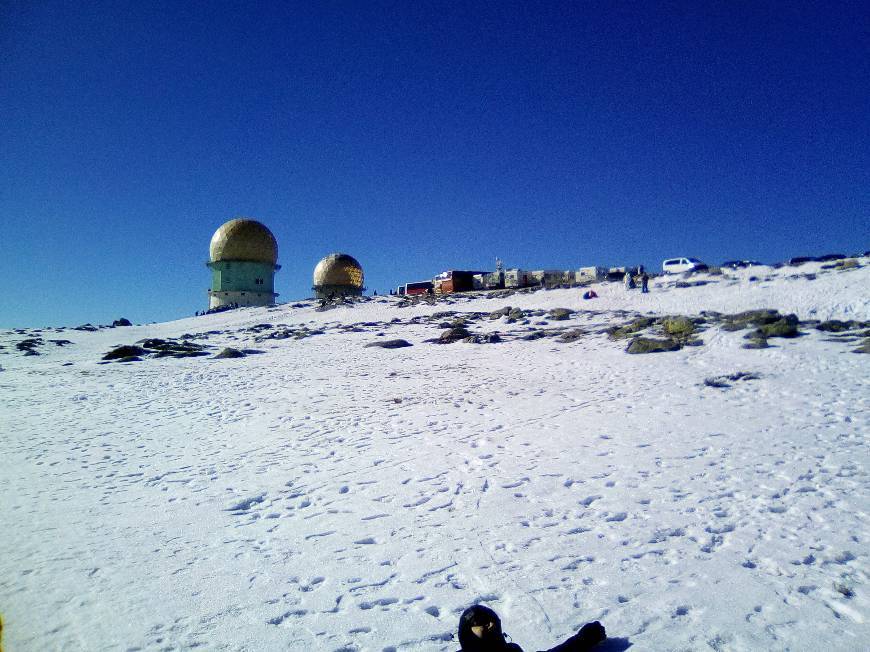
left=434, top=270, right=487, bottom=294
left=576, top=266, right=607, bottom=283
left=402, top=280, right=434, bottom=295
left=504, top=269, right=531, bottom=288
left=472, top=271, right=504, bottom=290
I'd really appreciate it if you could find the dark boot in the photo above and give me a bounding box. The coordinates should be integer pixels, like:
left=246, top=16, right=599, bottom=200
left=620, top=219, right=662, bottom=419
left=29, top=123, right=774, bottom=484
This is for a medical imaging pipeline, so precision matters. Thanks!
left=543, top=621, right=606, bottom=652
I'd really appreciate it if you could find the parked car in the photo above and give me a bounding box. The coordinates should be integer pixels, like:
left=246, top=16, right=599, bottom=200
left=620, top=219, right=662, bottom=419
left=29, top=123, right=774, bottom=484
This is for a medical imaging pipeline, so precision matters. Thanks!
left=661, top=257, right=708, bottom=274
left=722, top=260, right=763, bottom=269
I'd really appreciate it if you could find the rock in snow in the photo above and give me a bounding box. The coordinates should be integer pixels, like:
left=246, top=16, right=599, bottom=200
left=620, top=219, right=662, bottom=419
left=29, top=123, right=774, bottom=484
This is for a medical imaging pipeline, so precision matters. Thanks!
left=214, top=347, right=246, bottom=358
left=364, top=339, right=413, bottom=349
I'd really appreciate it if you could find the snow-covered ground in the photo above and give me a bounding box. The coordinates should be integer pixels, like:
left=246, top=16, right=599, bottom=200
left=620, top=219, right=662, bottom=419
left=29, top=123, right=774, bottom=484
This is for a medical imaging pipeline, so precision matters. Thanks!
left=1, top=261, right=868, bottom=651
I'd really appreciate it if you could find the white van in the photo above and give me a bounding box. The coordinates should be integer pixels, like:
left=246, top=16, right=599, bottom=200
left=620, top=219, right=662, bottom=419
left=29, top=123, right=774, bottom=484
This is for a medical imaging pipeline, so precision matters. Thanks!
left=661, top=257, right=707, bottom=274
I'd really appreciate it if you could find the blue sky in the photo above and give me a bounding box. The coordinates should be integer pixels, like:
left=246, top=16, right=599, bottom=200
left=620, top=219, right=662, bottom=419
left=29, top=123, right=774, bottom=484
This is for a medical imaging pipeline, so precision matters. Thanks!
left=1, top=1, right=867, bottom=327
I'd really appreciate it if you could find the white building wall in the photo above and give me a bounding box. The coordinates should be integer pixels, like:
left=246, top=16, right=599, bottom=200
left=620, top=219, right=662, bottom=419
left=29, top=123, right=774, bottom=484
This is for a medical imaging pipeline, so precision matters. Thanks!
left=504, top=269, right=526, bottom=288
left=208, top=290, right=275, bottom=309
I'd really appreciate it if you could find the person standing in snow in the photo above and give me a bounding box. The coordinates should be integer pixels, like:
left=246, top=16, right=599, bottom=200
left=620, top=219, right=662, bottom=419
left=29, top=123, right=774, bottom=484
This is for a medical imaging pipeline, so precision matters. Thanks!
left=641, top=272, right=649, bottom=293
left=457, top=604, right=606, bottom=652
left=623, top=269, right=633, bottom=291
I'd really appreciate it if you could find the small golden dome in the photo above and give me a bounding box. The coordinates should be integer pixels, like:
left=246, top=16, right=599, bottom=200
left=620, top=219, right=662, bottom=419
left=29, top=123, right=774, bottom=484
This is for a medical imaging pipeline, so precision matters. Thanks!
left=313, top=253, right=364, bottom=288
left=209, top=218, right=278, bottom=264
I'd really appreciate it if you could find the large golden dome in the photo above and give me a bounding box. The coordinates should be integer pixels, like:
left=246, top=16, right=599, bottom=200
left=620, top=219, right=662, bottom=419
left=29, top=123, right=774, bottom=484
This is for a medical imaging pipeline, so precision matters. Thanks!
left=209, top=218, right=278, bottom=265
left=313, top=253, right=364, bottom=288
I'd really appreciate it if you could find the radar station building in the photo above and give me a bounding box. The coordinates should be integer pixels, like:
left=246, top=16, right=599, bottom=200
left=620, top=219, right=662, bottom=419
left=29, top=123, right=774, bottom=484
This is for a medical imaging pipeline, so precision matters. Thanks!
left=207, top=218, right=281, bottom=309
left=313, top=253, right=365, bottom=299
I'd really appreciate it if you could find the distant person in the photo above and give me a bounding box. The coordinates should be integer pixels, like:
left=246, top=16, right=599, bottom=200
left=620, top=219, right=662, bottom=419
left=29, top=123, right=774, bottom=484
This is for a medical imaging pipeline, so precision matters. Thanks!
left=582, top=290, right=598, bottom=300
left=641, top=272, right=649, bottom=293
left=457, top=604, right=606, bottom=652
left=623, top=270, right=633, bottom=291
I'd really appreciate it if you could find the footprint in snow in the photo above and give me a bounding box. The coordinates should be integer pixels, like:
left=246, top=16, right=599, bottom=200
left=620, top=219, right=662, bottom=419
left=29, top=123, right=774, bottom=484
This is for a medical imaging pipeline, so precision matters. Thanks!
left=225, top=493, right=266, bottom=512
left=359, top=597, right=398, bottom=609
left=267, top=609, right=307, bottom=625
left=705, top=523, right=735, bottom=534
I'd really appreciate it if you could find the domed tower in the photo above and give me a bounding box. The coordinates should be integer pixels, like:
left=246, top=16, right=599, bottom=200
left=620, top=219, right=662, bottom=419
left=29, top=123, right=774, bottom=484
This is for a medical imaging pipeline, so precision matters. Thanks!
left=312, top=253, right=365, bottom=299
left=207, top=218, right=281, bottom=309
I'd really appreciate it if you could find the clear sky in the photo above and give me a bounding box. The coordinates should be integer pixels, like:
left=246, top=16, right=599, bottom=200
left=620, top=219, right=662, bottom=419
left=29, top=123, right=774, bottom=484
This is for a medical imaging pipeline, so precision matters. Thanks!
left=1, top=1, right=867, bottom=328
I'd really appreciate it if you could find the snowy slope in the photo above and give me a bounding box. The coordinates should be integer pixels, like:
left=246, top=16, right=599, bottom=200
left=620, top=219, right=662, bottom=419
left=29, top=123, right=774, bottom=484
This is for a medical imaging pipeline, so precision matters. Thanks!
left=1, top=261, right=868, bottom=651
